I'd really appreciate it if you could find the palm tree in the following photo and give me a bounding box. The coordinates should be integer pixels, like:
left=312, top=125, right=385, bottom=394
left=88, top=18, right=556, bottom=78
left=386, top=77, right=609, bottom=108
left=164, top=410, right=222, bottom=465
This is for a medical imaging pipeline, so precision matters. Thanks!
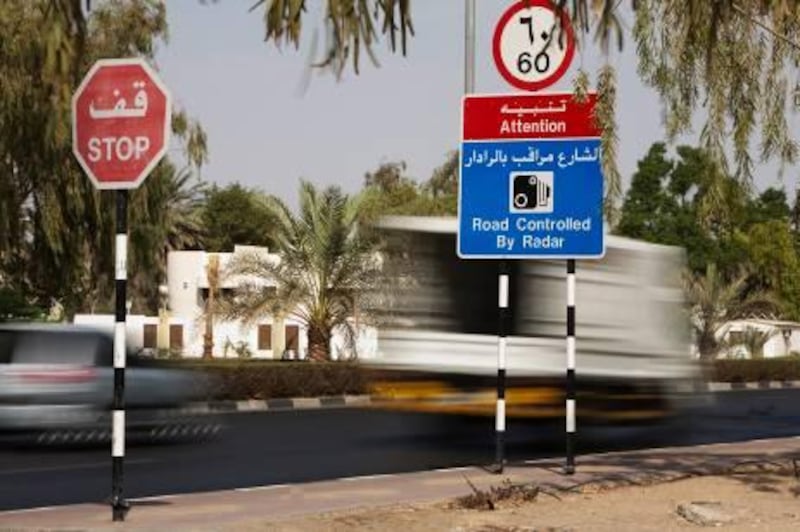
left=202, top=253, right=220, bottom=360
left=739, top=327, right=776, bottom=360
left=684, top=263, right=776, bottom=360
left=227, top=181, right=381, bottom=361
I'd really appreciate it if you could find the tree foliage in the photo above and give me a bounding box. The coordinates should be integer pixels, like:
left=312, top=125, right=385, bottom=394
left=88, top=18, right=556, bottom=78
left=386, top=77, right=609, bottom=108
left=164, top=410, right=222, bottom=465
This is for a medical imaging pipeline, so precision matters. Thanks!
left=0, top=1, right=207, bottom=316
left=617, top=143, right=748, bottom=275
left=0, top=288, right=46, bottom=323
left=248, top=0, right=800, bottom=217
left=684, top=264, right=776, bottom=360
left=201, top=183, right=276, bottom=252
left=226, top=181, right=383, bottom=361
left=44, top=2, right=800, bottom=221
left=357, top=153, right=459, bottom=222
left=619, top=141, right=800, bottom=322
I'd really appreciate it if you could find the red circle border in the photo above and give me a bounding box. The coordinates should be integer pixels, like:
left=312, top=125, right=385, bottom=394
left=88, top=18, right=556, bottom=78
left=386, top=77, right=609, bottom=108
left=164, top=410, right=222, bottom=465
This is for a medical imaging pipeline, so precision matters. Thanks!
left=491, top=0, right=576, bottom=93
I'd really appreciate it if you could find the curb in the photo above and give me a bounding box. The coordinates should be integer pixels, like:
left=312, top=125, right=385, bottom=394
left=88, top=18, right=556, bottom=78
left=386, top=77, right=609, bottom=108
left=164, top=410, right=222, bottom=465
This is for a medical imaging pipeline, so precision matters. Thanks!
left=175, top=381, right=800, bottom=414
left=179, top=394, right=372, bottom=415
left=175, top=383, right=800, bottom=416
left=706, top=380, right=800, bottom=392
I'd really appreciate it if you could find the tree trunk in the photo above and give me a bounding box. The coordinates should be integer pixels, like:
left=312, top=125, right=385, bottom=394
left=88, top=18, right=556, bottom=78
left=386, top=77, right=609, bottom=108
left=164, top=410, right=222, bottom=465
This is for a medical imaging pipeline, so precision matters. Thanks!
left=203, top=254, right=220, bottom=360
left=307, top=324, right=330, bottom=362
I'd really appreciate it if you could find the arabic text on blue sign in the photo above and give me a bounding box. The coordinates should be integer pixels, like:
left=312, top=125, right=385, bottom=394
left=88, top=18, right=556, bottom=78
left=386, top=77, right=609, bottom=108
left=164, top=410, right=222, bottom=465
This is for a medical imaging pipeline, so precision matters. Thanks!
left=457, top=138, right=604, bottom=259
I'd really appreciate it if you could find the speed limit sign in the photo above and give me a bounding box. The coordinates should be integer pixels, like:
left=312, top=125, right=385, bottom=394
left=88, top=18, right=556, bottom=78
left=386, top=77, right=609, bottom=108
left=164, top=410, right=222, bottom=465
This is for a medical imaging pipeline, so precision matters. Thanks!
left=492, top=0, right=576, bottom=92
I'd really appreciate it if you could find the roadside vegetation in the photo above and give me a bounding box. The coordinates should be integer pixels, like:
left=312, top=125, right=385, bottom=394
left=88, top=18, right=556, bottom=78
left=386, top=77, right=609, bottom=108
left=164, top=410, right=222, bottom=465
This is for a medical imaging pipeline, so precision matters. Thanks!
left=5, top=2, right=800, bottom=370
left=711, top=357, right=800, bottom=384
left=151, top=359, right=369, bottom=401
left=143, top=354, right=800, bottom=404
left=616, top=142, right=800, bottom=361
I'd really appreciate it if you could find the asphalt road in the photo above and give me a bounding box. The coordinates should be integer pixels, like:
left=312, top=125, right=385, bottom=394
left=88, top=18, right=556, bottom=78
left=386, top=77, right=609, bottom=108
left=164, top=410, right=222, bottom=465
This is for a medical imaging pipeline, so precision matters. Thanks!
left=1, top=389, right=799, bottom=511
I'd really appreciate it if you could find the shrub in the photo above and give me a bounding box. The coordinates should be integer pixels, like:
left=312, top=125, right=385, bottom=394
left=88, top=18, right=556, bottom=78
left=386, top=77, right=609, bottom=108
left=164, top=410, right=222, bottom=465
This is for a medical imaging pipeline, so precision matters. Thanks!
left=152, top=359, right=369, bottom=400
left=711, top=358, right=800, bottom=383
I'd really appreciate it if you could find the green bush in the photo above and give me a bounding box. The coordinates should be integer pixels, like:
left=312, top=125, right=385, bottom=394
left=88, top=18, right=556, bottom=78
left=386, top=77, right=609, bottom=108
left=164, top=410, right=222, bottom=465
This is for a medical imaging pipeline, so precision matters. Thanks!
left=152, top=359, right=369, bottom=400
left=711, top=358, right=800, bottom=383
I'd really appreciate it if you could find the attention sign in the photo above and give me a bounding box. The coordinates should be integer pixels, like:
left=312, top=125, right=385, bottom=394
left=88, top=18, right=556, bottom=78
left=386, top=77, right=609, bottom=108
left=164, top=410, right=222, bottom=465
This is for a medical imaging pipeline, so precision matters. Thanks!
left=457, top=92, right=604, bottom=259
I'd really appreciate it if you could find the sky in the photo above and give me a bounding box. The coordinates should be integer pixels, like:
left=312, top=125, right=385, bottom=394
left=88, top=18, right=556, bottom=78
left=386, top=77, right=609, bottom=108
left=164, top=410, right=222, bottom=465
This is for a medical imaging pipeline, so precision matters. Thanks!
left=153, top=1, right=799, bottom=209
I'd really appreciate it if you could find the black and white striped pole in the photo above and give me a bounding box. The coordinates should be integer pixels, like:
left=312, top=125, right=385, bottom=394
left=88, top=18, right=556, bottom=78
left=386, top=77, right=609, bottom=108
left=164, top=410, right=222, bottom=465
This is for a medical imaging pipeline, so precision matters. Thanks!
left=495, top=260, right=509, bottom=473
left=565, top=259, right=577, bottom=474
left=72, top=56, right=171, bottom=521
left=112, top=190, right=130, bottom=520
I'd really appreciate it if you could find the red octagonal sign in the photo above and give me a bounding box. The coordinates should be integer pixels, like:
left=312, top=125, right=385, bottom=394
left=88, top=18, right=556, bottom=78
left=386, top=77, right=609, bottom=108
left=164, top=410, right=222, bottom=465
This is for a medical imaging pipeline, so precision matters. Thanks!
left=72, top=58, right=171, bottom=190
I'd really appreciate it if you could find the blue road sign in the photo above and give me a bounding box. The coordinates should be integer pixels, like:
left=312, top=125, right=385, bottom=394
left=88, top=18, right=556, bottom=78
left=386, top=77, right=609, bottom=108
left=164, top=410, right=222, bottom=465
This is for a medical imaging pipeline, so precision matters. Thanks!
left=457, top=93, right=605, bottom=259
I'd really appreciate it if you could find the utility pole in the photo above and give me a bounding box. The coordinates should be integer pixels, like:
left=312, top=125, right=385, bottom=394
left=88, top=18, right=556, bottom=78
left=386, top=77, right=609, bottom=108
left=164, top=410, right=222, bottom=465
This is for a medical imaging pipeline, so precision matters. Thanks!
left=464, top=0, right=476, bottom=94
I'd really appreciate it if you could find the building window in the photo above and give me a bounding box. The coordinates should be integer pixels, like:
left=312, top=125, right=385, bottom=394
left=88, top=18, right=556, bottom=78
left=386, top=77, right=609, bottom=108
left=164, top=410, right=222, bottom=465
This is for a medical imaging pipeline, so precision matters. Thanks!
left=169, top=324, right=183, bottom=351
left=200, top=288, right=235, bottom=303
left=143, top=324, right=157, bottom=349
left=286, top=325, right=299, bottom=352
left=258, top=324, right=272, bottom=350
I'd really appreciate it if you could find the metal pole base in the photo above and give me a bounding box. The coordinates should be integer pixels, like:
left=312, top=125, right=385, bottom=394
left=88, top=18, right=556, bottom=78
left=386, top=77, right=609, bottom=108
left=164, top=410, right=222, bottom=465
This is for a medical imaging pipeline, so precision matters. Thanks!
left=565, top=431, right=576, bottom=475
left=111, top=497, right=130, bottom=521
left=487, top=462, right=505, bottom=475
left=492, top=430, right=505, bottom=474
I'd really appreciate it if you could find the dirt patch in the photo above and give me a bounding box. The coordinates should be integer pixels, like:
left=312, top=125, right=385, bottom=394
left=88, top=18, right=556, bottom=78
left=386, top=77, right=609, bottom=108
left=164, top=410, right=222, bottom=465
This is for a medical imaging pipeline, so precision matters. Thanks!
left=239, top=471, right=800, bottom=532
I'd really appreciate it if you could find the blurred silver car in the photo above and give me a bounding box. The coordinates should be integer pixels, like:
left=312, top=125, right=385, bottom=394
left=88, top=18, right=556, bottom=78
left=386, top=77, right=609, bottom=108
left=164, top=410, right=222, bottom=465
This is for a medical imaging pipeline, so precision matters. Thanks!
left=0, top=323, right=216, bottom=444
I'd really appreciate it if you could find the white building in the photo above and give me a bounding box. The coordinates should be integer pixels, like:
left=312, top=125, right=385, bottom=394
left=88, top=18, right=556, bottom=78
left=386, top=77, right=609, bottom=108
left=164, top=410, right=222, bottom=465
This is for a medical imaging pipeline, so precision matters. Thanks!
left=715, top=318, right=800, bottom=359
left=76, top=246, right=313, bottom=359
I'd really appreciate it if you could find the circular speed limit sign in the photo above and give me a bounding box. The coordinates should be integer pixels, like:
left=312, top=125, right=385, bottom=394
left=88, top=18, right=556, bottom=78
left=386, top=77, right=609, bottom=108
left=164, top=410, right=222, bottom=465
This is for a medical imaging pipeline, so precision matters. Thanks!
left=492, top=0, right=576, bottom=92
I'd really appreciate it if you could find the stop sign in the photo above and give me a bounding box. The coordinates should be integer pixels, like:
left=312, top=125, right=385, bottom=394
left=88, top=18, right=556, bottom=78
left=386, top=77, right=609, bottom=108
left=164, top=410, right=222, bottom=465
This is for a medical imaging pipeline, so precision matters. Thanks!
left=72, top=58, right=171, bottom=190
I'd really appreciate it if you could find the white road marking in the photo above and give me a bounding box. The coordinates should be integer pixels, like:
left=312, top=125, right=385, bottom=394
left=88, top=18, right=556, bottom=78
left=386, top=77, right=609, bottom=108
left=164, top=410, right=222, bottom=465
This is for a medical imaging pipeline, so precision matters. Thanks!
left=234, top=484, right=292, bottom=493
left=0, top=458, right=155, bottom=476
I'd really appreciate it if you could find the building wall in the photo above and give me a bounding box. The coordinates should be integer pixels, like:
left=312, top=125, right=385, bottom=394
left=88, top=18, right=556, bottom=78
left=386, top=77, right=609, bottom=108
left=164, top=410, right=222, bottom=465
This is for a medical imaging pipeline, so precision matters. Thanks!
left=717, top=319, right=800, bottom=359
left=75, top=246, right=376, bottom=360
left=74, top=313, right=191, bottom=354
left=180, top=317, right=308, bottom=359
left=167, top=250, right=204, bottom=318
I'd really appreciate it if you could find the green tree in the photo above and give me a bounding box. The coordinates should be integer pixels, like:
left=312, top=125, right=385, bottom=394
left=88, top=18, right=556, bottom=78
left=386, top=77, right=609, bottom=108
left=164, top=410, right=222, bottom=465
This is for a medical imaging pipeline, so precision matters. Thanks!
left=685, top=264, right=775, bottom=361
left=248, top=0, right=800, bottom=216
left=0, top=287, right=46, bottom=322
left=620, top=142, right=800, bottom=321
left=740, top=219, right=800, bottom=320
left=201, top=183, right=276, bottom=252
left=749, top=187, right=791, bottom=225
left=420, top=151, right=459, bottom=215
left=359, top=161, right=425, bottom=222
left=45, top=2, right=800, bottom=221
left=617, top=143, right=747, bottom=275
left=425, top=151, right=458, bottom=201
left=0, top=1, right=207, bottom=316
left=227, top=181, right=382, bottom=361
left=616, top=143, right=674, bottom=242
left=357, top=155, right=459, bottom=222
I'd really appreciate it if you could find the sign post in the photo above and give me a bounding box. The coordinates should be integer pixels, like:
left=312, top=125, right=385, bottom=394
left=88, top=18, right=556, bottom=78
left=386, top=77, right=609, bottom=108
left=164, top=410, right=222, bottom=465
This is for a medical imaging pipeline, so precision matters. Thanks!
left=459, top=0, right=601, bottom=475
left=72, top=57, right=171, bottom=521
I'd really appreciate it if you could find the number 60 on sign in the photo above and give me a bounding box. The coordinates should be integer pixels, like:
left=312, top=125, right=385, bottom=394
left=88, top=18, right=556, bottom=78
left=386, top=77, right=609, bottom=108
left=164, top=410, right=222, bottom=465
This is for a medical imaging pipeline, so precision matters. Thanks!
left=492, top=0, right=576, bottom=93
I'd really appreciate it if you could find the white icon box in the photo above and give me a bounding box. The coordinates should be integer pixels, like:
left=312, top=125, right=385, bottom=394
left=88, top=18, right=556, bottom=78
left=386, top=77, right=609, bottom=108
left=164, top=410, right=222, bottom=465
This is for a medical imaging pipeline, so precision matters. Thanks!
left=509, top=171, right=553, bottom=213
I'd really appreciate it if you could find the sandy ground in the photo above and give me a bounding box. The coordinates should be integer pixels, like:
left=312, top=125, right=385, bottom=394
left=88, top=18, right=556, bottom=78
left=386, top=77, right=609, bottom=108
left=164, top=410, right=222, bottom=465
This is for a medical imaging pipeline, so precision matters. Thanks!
left=240, top=471, right=800, bottom=532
